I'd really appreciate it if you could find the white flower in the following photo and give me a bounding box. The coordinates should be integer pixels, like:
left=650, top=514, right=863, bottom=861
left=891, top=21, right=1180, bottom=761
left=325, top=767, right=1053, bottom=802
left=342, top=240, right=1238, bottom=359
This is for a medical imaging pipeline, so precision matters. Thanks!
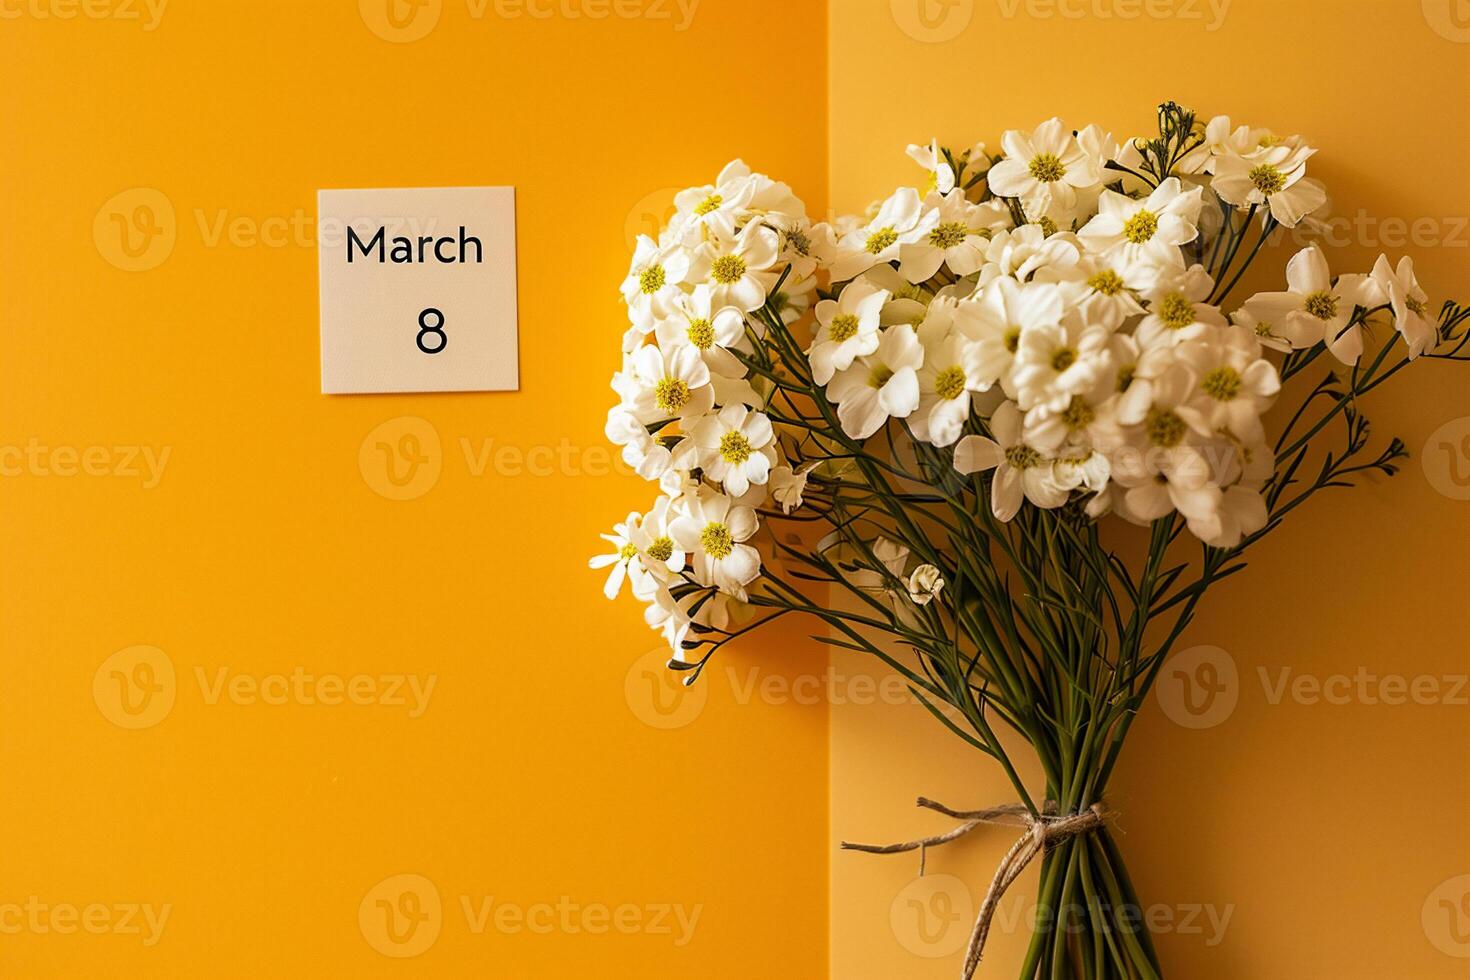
left=1077, top=177, right=1202, bottom=267
left=907, top=139, right=955, bottom=195
left=769, top=462, right=817, bottom=514
left=953, top=402, right=1067, bottom=521
left=912, top=320, right=988, bottom=447
left=1212, top=145, right=1326, bottom=228
left=828, top=187, right=936, bottom=283
left=1371, top=255, right=1437, bottom=358
left=621, top=235, right=690, bottom=329
left=589, top=512, right=644, bottom=600
left=626, top=495, right=686, bottom=597
left=622, top=343, right=714, bottom=424
left=1134, top=264, right=1227, bottom=349
left=686, top=405, right=777, bottom=497
left=669, top=492, right=762, bottom=599
left=604, top=407, right=671, bottom=481
left=1011, top=315, right=1112, bottom=413
left=673, top=160, right=759, bottom=231
left=1176, top=328, right=1281, bottom=443
left=654, top=286, right=748, bottom=378
left=987, top=119, right=1100, bottom=223
left=1244, top=245, right=1372, bottom=364
left=688, top=216, right=781, bottom=312
left=906, top=564, right=945, bottom=605
left=809, top=278, right=889, bottom=385
left=956, top=278, right=1065, bottom=397
left=899, top=190, right=990, bottom=282
left=1203, top=485, right=1269, bottom=549
left=981, top=225, right=1081, bottom=282
left=827, top=325, right=924, bottom=439
left=849, top=537, right=910, bottom=603
left=1106, top=365, right=1221, bottom=531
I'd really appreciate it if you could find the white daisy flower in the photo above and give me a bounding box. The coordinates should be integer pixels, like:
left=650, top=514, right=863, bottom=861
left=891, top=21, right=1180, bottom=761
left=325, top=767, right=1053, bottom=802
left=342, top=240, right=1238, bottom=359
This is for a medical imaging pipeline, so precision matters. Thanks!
left=688, top=216, right=781, bottom=312
left=1371, top=255, right=1437, bottom=358
left=620, top=234, right=690, bottom=329
left=686, top=404, right=778, bottom=497
left=828, top=187, right=937, bottom=283
left=826, top=325, right=924, bottom=439
left=986, top=118, right=1100, bottom=223
left=669, top=492, right=762, bottom=600
left=1244, top=245, right=1372, bottom=364
left=808, top=278, right=890, bottom=385
left=953, top=402, right=1067, bottom=521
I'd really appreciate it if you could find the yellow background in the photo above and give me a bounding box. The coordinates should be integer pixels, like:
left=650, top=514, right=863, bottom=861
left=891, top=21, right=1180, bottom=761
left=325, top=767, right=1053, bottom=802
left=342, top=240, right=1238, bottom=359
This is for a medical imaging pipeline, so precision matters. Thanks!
left=4, top=0, right=1469, bottom=977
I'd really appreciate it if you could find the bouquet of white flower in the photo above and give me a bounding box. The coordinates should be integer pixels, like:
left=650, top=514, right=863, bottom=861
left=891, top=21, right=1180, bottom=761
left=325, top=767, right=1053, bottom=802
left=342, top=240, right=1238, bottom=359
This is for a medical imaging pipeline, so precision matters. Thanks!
left=592, top=103, right=1470, bottom=978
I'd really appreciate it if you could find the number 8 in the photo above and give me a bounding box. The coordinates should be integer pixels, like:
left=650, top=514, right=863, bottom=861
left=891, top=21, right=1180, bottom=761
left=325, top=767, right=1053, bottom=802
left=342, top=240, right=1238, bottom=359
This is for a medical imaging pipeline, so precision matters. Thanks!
left=416, top=308, right=446, bottom=355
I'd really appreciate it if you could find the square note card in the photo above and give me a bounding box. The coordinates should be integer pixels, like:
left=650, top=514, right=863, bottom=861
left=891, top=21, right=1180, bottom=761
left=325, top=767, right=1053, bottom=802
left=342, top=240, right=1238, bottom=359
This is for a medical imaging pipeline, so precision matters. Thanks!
left=318, top=186, right=519, bottom=394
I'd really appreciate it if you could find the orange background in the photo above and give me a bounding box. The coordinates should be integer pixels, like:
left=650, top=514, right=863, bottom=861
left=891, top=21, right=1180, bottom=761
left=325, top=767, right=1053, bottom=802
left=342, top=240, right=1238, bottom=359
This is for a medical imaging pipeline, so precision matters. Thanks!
left=1, top=1, right=827, bottom=977
left=4, top=0, right=1469, bottom=977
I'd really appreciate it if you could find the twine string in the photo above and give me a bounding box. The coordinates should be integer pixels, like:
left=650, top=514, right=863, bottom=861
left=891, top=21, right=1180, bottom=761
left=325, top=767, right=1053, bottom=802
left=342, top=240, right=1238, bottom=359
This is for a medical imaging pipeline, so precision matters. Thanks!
left=840, top=798, right=1108, bottom=980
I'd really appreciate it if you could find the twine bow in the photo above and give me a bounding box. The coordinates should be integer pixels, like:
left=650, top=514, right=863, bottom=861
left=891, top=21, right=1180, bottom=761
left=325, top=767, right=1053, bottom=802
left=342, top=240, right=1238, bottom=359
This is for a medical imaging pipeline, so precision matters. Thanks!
left=841, top=798, right=1108, bottom=979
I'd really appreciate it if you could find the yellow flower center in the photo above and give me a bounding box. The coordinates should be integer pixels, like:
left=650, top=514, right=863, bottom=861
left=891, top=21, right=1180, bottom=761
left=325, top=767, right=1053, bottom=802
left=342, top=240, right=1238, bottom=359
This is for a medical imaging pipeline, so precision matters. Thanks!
left=1146, top=408, right=1187, bottom=448
left=710, top=254, right=747, bottom=285
left=1028, top=153, right=1066, bottom=183
left=694, top=193, right=723, bottom=216
left=638, top=265, right=666, bottom=294
left=619, top=543, right=638, bottom=560
left=1203, top=366, right=1242, bottom=401
left=829, top=313, right=860, bottom=343
left=645, top=537, right=674, bottom=562
left=1087, top=269, right=1125, bottom=296
left=1304, top=291, right=1338, bottom=320
left=700, top=522, right=734, bottom=559
left=869, top=365, right=895, bottom=388
left=1116, top=364, right=1135, bottom=393
left=929, top=222, right=970, bottom=249
left=654, top=377, right=691, bottom=414
left=1407, top=296, right=1427, bottom=315
left=1123, top=209, right=1159, bottom=244
left=1004, top=327, right=1021, bottom=354
left=865, top=226, right=899, bottom=254
left=1249, top=164, right=1286, bottom=195
left=719, top=430, right=753, bottom=464
left=686, top=318, right=715, bottom=350
left=1035, top=216, right=1059, bottom=236
left=1061, top=395, right=1095, bottom=430
left=1051, top=347, right=1077, bottom=372
left=934, top=366, right=967, bottom=400
left=1005, top=444, right=1041, bottom=469
left=1158, top=293, right=1195, bottom=331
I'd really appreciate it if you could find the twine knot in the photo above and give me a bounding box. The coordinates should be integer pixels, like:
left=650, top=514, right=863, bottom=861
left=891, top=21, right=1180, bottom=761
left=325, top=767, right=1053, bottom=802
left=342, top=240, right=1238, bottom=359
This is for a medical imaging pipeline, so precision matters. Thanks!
left=841, top=798, right=1109, bottom=979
